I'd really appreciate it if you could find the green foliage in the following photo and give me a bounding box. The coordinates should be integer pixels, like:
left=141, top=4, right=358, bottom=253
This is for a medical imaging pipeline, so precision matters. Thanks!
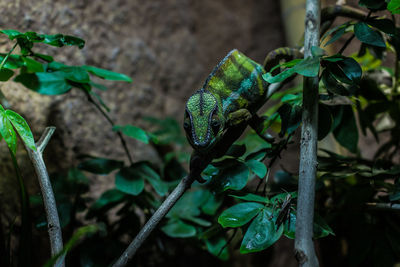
left=78, top=157, right=124, bottom=175
left=263, top=54, right=321, bottom=83
left=113, top=125, right=152, bottom=144
left=218, top=202, right=264, bottom=228
left=388, top=0, right=400, bottom=13
left=240, top=208, right=283, bottom=253
left=354, top=22, right=386, bottom=48
left=0, top=104, right=35, bottom=154
left=1, top=1, right=400, bottom=265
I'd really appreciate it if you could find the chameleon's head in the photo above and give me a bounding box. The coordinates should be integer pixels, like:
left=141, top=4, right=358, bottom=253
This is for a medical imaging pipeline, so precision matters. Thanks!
left=184, top=89, right=224, bottom=152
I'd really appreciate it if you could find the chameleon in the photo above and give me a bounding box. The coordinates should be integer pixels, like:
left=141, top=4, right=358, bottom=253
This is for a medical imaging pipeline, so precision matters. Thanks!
left=183, top=48, right=301, bottom=155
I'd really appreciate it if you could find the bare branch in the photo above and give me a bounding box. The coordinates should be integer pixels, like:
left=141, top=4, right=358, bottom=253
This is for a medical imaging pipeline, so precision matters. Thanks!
left=366, top=202, right=400, bottom=211
left=112, top=174, right=196, bottom=267
left=294, top=0, right=320, bottom=266
left=25, top=127, right=64, bottom=267
left=37, top=126, right=56, bottom=153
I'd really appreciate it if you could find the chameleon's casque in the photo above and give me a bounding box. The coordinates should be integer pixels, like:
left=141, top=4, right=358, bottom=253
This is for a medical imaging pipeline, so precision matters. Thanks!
left=184, top=49, right=268, bottom=153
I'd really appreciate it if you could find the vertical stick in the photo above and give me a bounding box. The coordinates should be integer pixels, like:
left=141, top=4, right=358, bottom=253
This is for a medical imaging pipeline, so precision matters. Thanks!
left=295, top=0, right=320, bottom=266
left=25, top=127, right=65, bottom=267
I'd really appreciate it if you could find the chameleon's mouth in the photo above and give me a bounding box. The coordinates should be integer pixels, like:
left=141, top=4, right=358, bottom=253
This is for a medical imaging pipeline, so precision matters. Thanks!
left=189, top=128, right=226, bottom=154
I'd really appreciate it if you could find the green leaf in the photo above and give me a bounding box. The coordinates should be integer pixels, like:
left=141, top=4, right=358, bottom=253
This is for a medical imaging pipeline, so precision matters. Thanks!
left=126, top=161, right=167, bottom=196
left=5, top=110, right=36, bottom=151
left=34, top=53, right=53, bottom=62
left=263, top=57, right=320, bottom=83
left=59, top=66, right=90, bottom=83
left=205, top=236, right=229, bottom=261
left=42, top=34, right=85, bottom=49
left=332, top=106, right=359, bottom=153
left=201, top=193, right=223, bottom=215
left=90, top=189, right=126, bottom=210
left=14, top=72, right=72, bottom=95
left=323, top=23, right=350, bottom=46
left=78, top=157, right=123, bottom=175
left=294, top=57, right=320, bottom=77
left=218, top=202, right=264, bottom=228
left=318, top=104, right=333, bottom=141
left=389, top=191, right=400, bottom=201
left=90, top=81, right=108, bottom=91
left=229, top=193, right=269, bottom=203
left=366, top=18, right=396, bottom=35
left=113, top=125, right=150, bottom=144
left=185, top=216, right=211, bottom=227
left=0, top=110, right=17, bottom=154
left=115, top=166, right=145, bottom=196
left=22, top=57, right=44, bottom=73
left=354, top=22, right=386, bottom=48
left=212, top=161, right=250, bottom=191
left=0, top=54, right=23, bottom=69
left=0, top=29, right=24, bottom=39
left=240, top=208, right=283, bottom=253
left=359, top=0, right=387, bottom=10
left=0, top=69, right=14, bottom=81
left=321, top=69, right=349, bottom=96
left=245, top=159, right=267, bottom=178
left=313, top=214, right=334, bottom=238
left=388, top=0, right=400, bottom=14
left=82, top=65, right=132, bottom=82
left=277, top=103, right=302, bottom=136
left=311, top=46, right=326, bottom=57
left=43, top=225, right=98, bottom=267
left=161, top=219, right=196, bottom=238
left=284, top=212, right=296, bottom=239
left=340, top=57, right=362, bottom=83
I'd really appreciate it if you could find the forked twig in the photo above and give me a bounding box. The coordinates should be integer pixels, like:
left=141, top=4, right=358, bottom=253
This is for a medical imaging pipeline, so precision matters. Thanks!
left=24, top=127, right=64, bottom=267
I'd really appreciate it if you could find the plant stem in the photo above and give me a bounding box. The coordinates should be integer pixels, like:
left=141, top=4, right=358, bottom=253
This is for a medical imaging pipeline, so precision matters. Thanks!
left=294, top=0, right=320, bottom=266
left=86, top=92, right=133, bottom=165
left=0, top=42, right=17, bottom=70
left=112, top=120, right=247, bottom=266
left=112, top=174, right=196, bottom=267
left=365, top=202, right=400, bottom=211
left=24, top=127, right=65, bottom=267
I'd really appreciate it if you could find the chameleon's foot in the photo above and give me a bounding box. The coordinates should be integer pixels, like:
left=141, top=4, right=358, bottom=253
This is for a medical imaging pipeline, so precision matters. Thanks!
left=189, top=151, right=211, bottom=184
left=227, top=109, right=252, bottom=127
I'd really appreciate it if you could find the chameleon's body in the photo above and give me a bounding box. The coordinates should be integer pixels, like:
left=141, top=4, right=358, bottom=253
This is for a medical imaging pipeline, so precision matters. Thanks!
left=184, top=49, right=269, bottom=153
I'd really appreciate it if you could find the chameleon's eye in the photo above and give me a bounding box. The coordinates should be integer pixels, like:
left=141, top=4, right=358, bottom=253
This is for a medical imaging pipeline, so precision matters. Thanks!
left=211, top=120, right=220, bottom=134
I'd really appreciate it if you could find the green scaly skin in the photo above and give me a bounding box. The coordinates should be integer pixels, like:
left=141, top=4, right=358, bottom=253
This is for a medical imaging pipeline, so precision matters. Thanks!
left=184, top=49, right=269, bottom=154
left=184, top=48, right=302, bottom=161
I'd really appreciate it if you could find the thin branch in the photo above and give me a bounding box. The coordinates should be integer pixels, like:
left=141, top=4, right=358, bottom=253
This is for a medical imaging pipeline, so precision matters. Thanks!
left=294, top=0, right=320, bottom=266
left=85, top=92, right=133, bottom=165
left=112, top=121, right=248, bottom=266
left=24, top=127, right=64, bottom=267
left=112, top=174, right=196, bottom=267
left=37, top=127, right=56, bottom=153
left=365, top=202, right=400, bottom=211
left=0, top=42, right=18, bottom=70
